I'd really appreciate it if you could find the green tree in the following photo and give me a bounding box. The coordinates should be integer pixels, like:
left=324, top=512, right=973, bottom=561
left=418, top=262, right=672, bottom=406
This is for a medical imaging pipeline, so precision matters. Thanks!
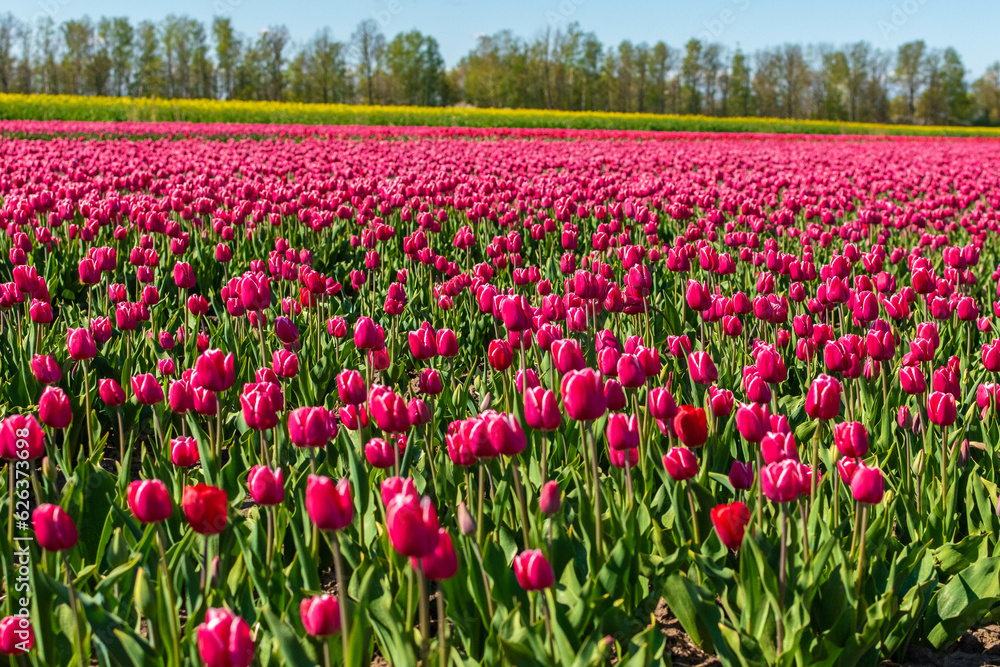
left=681, top=38, right=702, bottom=114
left=972, top=62, right=1000, bottom=125
left=895, top=40, right=925, bottom=121
left=60, top=17, right=94, bottom=95
left=133, top=20, right=163, bottom=96
left=109, top=18, right=133, bottom=96
left=727, top=48, right=751, bottom=116
left=942, top=47, right=973, bottom=122
left=351, top=19, right=384, bottom=105
left=212, top=18, right=239, bottom=99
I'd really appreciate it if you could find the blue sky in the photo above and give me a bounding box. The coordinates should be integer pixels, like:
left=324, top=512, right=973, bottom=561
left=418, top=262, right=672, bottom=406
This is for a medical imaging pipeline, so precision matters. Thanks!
left=9, top=0, right=1000, bottom=75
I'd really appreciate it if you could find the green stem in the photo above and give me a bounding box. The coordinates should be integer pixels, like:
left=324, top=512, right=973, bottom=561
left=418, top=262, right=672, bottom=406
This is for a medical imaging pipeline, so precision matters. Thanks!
left=586, top=422, right=603, bottom=559
left=331, top=532, right=351, bottom=665
left=156, top=525, right=181, bottom=667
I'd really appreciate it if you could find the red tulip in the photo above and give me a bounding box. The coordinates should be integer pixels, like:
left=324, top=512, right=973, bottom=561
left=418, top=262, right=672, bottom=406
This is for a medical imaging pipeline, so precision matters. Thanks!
left=193, top=349, right=235, bottom=392
left=197, top=608, right=254, bottom=667
left=182, top=484, right=229, bottom=535
left=482, top=410, right=527, bottom=456
left=131, top=373, right=164, bottom=405
left=99, top=378, right=126, bottom=407
left=288, top=407, right=330, bottom=448
left=927, top=391, right=957, bottom=426
left=540, top=480, right=561, bottom=514
left=487, top=339, right=514, bottom=371
left=735, top=402, right=769, bottom=443
left=710, top=501, right=750, bottom=550
left=850, top=463, right=885, bottom=504
left=170, top=437, right=200, bottom=467
left=272, top=349, right=299, bottom=378
left=729, top=461, right=755, bottom=490
left=30, top=355, right=61, bottom=385
left=413, top=528, right=459, bottom=580
left=418, top=368, right=443, bottom=395
left=525, top=387, right=561, bottom=431
left=353, top=316, right=380, bottom=350
left=306, top=475, right=353, bottom=531
left=0, top=616, right=34, bottom=655
left=673, top=405, right=708, bottom=447
left=663, top=446, right=698, bottom=481
left=760, top=460, right=801, bottom=503
left=833, top=422, right=869, bottom=458
left=32, top=503, right=78, bottom=551
left=513, top=549, right=554, bottom=590
left=688, top=351, right=718, bottom=385
left=560, top=368, right=607, bottom=421
left=336, top=370, right=366, bottom=405
left=0, top=415, right=44, bottom=461
left=300, top=595, right=341, bottom=637
left=805, top=374, right=841, bottom=420
left=247, top=466, right=284, bottom=506
left=127, top=479, right=173, bottom=523
left=607, top=413, right=640, bottom=450
left=66, top=327, right=96, bottom=360
left=368, top=386, right=410, bottom=433
left=240, top=383, right=280, bottom=430
left=38, top=386, right=72, bottom=429
left=386, top=493, right=440, bottom=557
left=648, top=387, right=677, bottom=420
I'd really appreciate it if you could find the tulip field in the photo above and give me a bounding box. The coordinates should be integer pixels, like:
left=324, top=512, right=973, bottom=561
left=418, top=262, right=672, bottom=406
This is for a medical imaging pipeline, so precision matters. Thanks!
left=4, top=120, right=1000, bottom=667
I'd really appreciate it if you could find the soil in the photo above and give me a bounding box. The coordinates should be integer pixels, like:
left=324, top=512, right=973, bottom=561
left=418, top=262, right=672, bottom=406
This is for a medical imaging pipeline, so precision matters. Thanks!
left=897, top=625, right=1000, bottom=667
left=652, top=598, right=1000, bottom=667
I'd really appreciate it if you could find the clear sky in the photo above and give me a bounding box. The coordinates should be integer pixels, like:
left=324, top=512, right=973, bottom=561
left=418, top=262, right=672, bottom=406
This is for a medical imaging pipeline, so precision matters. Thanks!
left=8, top=0, right=1000, bottom=76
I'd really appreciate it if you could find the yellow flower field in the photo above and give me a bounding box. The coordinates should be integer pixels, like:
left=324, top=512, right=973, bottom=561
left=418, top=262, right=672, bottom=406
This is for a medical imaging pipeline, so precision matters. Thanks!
left=3, top=93, right=1000, bottom=136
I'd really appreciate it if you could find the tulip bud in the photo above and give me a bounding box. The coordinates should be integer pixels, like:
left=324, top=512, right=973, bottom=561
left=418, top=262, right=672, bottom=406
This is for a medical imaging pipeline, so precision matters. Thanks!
left=134, top=566, right=157, bottom=617
left=539, top=481, right=561, bottom=515
left=457, top=501, right=477, bottom=536
left=106, top=528, right=129, bottom=569
left=728, top=461, right=754, bottom=490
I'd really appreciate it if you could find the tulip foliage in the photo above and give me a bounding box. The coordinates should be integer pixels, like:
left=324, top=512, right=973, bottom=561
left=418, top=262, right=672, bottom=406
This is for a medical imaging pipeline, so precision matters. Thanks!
left=2, top=121, right=1000, bottom=666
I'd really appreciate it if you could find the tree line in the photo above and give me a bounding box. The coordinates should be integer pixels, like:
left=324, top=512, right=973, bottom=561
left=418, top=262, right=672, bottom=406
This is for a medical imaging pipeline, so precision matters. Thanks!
left=1, top=12, right=999, bottom=125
